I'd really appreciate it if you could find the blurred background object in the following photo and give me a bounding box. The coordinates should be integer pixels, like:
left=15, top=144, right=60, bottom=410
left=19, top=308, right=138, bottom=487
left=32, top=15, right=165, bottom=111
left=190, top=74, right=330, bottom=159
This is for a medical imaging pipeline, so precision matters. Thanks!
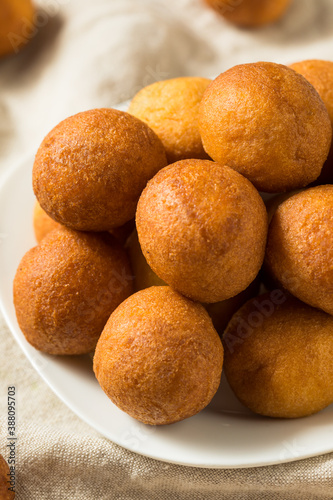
left=0, top=0, right=35, bottom=57
left=204, top=0, right=292, bottom=27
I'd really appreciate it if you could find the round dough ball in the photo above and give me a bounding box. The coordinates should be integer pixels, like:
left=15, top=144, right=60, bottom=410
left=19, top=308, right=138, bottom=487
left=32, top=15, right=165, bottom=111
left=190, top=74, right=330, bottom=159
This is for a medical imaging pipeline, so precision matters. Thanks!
left=13, top=227, right=134, bottom=355
left=128, top=77, right=211, bottom=163
left=199, top=62, right=332, bottom=192
left=265, top=186, right=333, bottom=315
left=33, top=108, right=167, bottom=231
left=33, top=200, right=61, bottom=243
left=93, top=286, right=223, bottom=425
left=0, top=0, right=34, bottom=58
left=290, top=59, right=333, bottom=185
left=223, top=293, right=333, bottom=418
left=0, top=454, right=14, bottom=499
left=136, top=159, right=267, bottom=303
left=204, top=0, right=291, bottom=27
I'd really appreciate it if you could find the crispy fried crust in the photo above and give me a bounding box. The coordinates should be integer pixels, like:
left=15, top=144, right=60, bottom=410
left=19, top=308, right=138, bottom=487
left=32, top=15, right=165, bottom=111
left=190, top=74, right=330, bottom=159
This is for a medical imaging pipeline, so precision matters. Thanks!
left=93, top=286, right=223, bottom=425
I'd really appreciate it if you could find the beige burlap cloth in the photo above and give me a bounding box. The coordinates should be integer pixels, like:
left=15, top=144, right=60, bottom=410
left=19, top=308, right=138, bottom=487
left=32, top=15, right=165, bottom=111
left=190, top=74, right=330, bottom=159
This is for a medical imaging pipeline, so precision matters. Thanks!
left=1, top=0, right=333, bottom=498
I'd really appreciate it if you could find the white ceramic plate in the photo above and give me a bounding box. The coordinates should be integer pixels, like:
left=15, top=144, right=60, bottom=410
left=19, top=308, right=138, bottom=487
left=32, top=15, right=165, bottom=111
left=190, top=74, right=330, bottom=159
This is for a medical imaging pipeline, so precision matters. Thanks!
left=1, top=125, right=333, bottom=470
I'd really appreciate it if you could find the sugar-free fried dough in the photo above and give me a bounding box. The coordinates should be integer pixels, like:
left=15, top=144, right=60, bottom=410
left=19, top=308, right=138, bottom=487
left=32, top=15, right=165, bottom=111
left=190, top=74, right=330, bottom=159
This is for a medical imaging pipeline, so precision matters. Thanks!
left=0, top=0, right=35, bottom=58
left=128, top=77, right=211, bottom=163
left=13, top=227, right=133, bottom=355
left=33, top=108, right=167, bottom=231
left=224, top=293, right=333, bottom=418
left=204, top=0, right=291, bottom=27
left=265, top=186, right=333, bottom=315
left=136, top=159, right=267, bottom=303
left=93, top=286, right=223, bottom=425
left=199, top=62, right=332, bottom=192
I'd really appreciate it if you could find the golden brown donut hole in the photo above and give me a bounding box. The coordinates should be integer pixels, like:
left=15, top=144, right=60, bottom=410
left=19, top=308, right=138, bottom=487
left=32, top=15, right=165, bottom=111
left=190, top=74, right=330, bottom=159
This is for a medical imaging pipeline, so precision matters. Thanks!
left=199, top=62, right=332, bottom=193
left=224, top=293, right=333, bottom=418
left=136, top=159, right=267, bottom=303
left=129, top=77, right=211, bottom=163
left=93, top=286, right=223, bottom=425
left=33, top=108, right=167, bottom=231
left=265, top=186, right=333, bottom=315
left=13, top=227, right=134, bottom=355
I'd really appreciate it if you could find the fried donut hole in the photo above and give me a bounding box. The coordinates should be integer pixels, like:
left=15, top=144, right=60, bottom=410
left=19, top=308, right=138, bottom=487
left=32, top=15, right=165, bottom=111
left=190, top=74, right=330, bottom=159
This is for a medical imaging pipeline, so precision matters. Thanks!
left=33, top=108, right=167, bottom=231
left=224, top=293, right=333, bottom=418
left=136, top=159, right=267, bottom=303
left=265, top=186, right=333, bottom=315
left=199, top=62, right=332, bottom=192
left=13, top=227, right=133, bottom=355
left=93, top=286, right=223, bottom=425
left=128, top=77, right=211, bottom=163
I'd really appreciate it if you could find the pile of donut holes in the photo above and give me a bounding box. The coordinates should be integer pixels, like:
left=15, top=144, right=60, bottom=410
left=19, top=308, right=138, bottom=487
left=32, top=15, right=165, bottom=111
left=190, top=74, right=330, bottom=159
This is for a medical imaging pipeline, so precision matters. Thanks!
left=13, top=60, right=333, bottom=425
